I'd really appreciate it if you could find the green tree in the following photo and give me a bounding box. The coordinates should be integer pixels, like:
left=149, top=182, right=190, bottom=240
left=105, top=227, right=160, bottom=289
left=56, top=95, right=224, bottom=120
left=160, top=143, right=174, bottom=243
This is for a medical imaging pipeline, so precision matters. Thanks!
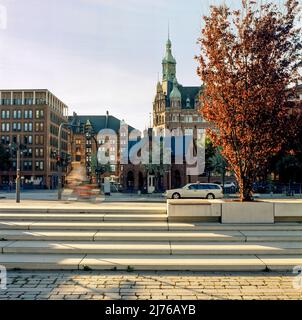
left=209, top=148, right=228, bottom=186
left=204, top=138, right=216, bottom=182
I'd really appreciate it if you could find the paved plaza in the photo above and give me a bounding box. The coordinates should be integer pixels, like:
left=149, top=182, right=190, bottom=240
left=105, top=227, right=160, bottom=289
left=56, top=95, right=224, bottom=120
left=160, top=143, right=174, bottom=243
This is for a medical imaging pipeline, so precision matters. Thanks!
left=1, top=271, right=301, bottom=300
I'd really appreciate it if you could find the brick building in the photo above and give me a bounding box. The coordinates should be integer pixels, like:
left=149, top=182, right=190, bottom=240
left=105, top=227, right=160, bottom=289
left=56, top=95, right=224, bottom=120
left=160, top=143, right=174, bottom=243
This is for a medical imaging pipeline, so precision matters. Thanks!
left=0, top=89, right=69, bottom=189
left=122, top=36, right=212, bottom=193
left=68, top=112, right=135, bottom=186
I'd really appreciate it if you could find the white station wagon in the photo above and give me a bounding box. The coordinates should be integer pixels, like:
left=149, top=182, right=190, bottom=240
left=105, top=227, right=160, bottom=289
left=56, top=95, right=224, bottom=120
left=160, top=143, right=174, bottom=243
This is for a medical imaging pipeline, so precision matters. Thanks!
left=164, top=183, right=224, bottom=200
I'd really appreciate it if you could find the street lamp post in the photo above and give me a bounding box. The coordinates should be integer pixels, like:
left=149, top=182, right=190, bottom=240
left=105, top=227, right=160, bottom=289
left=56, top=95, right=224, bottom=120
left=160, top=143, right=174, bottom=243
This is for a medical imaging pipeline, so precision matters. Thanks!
left=16, top=135, right=21, bottom=203
left=9, top=134, right=23, bottom=203
left=57, top=123, right=64, bottom=201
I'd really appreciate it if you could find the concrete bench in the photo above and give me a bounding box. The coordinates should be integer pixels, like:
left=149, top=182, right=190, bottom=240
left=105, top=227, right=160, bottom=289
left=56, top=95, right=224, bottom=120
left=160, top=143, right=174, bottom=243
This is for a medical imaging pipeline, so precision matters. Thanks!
left=167, top=199, right=302, bottom=224
left=167, top=199, right=222, bottom=222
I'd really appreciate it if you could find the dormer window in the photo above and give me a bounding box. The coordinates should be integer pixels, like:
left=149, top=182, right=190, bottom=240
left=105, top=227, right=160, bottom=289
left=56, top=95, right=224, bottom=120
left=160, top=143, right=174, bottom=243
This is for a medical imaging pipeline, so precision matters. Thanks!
left=186, top=98, right=191, bottom=108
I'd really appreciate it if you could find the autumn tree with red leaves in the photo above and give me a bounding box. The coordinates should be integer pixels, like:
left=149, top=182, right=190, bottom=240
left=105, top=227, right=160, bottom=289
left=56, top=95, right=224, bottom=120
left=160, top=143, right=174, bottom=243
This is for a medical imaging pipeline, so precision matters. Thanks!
left=197, top=0, right=302, bottom=201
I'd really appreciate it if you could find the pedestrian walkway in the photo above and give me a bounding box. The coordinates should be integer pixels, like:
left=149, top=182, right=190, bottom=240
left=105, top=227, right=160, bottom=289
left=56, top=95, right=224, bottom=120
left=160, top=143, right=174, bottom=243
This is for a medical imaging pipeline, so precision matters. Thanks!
left=1, top=271, right=301, bottom=300
left=0, top=200, right=166, bottom=211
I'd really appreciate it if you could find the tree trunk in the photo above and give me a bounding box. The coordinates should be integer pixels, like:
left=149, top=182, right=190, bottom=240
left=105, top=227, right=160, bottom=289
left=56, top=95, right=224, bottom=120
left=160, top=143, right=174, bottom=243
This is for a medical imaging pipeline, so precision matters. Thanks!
left=239, top=177, right=254, bottom=202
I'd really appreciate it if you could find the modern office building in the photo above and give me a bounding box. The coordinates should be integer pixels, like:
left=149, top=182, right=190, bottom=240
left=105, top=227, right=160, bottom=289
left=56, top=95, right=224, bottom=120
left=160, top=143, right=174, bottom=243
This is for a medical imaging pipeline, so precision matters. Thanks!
left=0, top=89, right=69, bottom=189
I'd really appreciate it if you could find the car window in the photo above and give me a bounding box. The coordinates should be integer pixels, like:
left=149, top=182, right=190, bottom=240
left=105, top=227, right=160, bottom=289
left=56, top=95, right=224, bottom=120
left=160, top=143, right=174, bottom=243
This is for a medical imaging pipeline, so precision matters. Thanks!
left=208, top=185, right=220, bottom=190
left=188, top=185, right=198, bottom=190
left=198, top=185, right=208, bottom=190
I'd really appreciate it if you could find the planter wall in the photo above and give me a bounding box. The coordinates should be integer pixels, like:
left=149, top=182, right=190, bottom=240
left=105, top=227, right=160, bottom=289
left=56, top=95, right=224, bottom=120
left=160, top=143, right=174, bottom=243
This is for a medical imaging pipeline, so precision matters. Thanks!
left=167, top=199, right=221, bottom=222
left=167, top=199, right=302, bottom=224
left=221, top=202, right=274, bottom=224
left=274, top=202, right=302, bottom=222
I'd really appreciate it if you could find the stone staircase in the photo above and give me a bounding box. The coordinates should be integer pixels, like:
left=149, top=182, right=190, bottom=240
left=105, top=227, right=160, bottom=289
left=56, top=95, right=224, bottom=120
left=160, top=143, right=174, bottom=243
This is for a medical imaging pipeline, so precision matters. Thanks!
left=0, top=204, right=301, bottom=271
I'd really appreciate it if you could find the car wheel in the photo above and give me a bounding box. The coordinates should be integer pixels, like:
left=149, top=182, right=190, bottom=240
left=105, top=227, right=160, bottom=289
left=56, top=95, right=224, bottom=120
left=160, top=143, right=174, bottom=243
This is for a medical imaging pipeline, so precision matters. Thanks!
left=206, top=193, right=215, bottom=200
left=172, top=193, right=181, bottom=199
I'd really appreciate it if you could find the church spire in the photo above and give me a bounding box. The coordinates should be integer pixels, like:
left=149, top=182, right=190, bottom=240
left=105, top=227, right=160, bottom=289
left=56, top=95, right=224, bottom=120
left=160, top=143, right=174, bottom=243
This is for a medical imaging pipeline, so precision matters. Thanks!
left=162, top=27, right=176, bottom=82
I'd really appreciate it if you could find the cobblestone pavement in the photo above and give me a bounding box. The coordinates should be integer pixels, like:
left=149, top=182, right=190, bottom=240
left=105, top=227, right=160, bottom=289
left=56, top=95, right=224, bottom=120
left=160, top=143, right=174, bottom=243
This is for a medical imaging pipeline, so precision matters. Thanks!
left=0, top=271, right=301, bottom=300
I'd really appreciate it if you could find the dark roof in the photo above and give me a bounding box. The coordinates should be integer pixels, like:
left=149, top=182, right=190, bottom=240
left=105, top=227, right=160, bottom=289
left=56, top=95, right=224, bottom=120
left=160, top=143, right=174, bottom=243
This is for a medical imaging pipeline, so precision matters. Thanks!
left=164, top=80, right=203, bottom=109
left=68, top=114, right=136, bottom=134
left=179, top=86, right=202, bottom=109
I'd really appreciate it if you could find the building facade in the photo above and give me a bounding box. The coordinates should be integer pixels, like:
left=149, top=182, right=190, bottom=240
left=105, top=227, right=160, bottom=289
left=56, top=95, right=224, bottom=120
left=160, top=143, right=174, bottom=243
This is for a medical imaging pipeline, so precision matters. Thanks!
left=0, top=89, right=69, bottom=189
left=153, top=36, right=209, bottom=134
left=68, top=112, right=135, bottom=186
left=122, top=37, right=213, bottom=193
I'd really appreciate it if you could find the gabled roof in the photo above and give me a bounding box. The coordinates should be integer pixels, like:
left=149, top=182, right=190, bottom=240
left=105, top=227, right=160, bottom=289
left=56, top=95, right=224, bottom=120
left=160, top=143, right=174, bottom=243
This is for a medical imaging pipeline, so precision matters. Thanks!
left=68, top=114, right=136, bottom=134
left=178, top=86, right=201, bottom=109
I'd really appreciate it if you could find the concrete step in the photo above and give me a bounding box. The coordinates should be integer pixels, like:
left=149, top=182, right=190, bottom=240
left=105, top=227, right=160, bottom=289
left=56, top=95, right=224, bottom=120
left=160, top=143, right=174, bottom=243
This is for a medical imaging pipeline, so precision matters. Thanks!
left=0, top=253, right=300, bottom=271
left=79, top=254, right=302, bottom=271
left=0, top=215, right=301, bottom=230
left=0, top=230, right=96, bottom=241
left=0, top=214, right=167, bottom=222
left=0, top=203, right=166, bottom=215
left=0, top=254, right=84, bottom=270
left=241, top=231, right=302, bottom=242
left=0, top=253, right=265, bottom=271
left=0, top=230, right=245, bottom=242
left=2, top=241, right=171, bottom=255
left=0, top=221, right=169, bottom=231
left=170, top=242, right=302, bottom=255
left=169, top=222, right=302, bottom=231
left=257, top=255, right=302, bottom=271
left=95, top=231, right=245, bottom=242
left=2, top=241, right=302, bottom=255
left=1, top=229, right=301, bottom=243
left=80, top=254, right=302, bottom=271
left=1, top=220, right=302, bottom=233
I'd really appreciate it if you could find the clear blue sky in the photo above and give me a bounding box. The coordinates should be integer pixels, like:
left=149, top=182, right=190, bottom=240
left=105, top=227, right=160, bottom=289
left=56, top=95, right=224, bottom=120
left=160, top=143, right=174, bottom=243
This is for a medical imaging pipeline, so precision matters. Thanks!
left=0, top=0, right=289, bottom=131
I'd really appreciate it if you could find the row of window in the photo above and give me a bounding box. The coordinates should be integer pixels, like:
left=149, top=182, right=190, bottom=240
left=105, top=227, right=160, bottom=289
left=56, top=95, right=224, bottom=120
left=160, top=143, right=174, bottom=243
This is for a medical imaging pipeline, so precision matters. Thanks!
left=155, top=99, right=200, bottom=112
left=0, top=99, right=46, bottom=106
left=1, top=122, right=44, bottom=133
left=0, top=135, right=45, bottom=146
left=1, top=122, right=42, bottom=133
left=9, top=161, right=44, bottom=171
left=22, top=161, right=44, bottom=171
left=15, top=148, right=44, bottom=158
left=1, top=109, right=44, bottom=119
left=156, top=114, right=204, bottom=124
left=49, top=137, right=67, bottom=150
left=50, top=112, right=64, bottom=125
